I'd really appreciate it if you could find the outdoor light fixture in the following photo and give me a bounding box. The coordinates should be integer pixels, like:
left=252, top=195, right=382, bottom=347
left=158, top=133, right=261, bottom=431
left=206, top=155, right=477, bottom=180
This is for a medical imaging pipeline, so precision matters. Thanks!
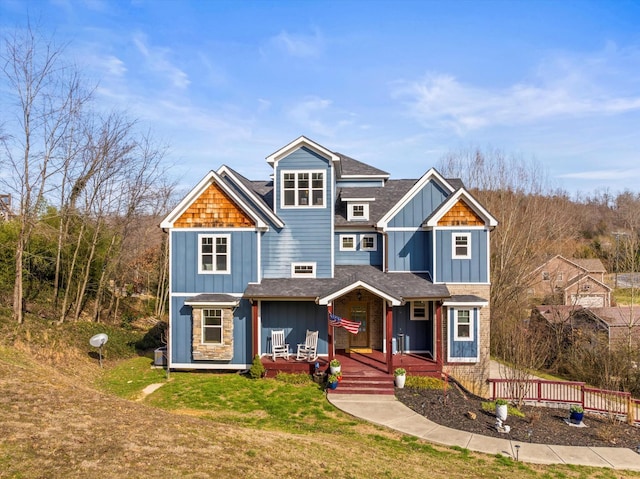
left=514, top=444, right=520, bottom=461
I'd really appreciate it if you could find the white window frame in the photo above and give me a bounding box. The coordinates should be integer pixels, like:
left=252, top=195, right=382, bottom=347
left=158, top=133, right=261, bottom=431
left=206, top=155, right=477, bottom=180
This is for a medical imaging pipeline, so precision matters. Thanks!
left=452, top=233, right=471, bottom=259
left=360, top=234, right=377, bottom=251
left=291, top=262, right=316, bottom=278
left=411, top=300, right=428, bottom=321
left=348, top=203, right=369, bottom=221
left=198, top=234, right=231, bottom=274
left=453, top=309, right=473, bottom=341
left=281, top=170, right=325, bottom=208
left=202, top=308, right=223, bottom=344
left=542, top=271, right=550, bottom=281
left=340, top=235, right=356, bottom=251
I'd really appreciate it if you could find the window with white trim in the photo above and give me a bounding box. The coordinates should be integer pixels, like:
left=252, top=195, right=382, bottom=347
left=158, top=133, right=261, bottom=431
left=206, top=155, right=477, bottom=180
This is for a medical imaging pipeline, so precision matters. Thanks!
left=411, top=300, right=427, bottom=320
left=282, top=171, right=325, bottom=207
left=542, top=271, right=550, bottom=281
left=454, top=309, right=473, bottom=341
left=199, top=234, right=230, bottom=274
left=292, top=262, right=316, bottom=278
left=340, top=235, right=356, bottom=251
left=452, top=233, right=471, bottom=259
left=348, top=203, right=369, bottom=221
left=202, top=309, right=223, bottom=344
left=360, top=234, right=377, bottom=251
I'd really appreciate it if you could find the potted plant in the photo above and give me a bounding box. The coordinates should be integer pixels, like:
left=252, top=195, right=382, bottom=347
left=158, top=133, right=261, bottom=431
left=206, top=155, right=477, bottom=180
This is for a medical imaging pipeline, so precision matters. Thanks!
left=329, top=358, right=341, bottom=375
left=495, top=399, right=508, bottom=421
left=569, top=404, right=584, bottom=424
left=327, top=373, right=340, bottom=390
left=394, top=368, right=407, bottom=388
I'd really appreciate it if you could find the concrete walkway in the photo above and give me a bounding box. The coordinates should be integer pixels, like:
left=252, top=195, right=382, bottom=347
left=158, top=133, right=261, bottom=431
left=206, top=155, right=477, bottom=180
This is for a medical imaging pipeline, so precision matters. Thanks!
left=327, top=394, right=640, bottom=471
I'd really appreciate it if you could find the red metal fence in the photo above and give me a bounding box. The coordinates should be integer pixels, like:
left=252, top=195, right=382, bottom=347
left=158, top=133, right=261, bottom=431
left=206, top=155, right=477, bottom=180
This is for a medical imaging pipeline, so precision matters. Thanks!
left=488, top=379, right=640, bottom=425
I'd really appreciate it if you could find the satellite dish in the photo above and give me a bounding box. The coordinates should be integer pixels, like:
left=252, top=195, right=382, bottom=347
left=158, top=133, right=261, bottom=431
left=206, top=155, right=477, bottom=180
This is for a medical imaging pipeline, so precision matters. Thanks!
left=89, top=333, right=108, bottom=367
left=90, top=333, right=108, bottom=348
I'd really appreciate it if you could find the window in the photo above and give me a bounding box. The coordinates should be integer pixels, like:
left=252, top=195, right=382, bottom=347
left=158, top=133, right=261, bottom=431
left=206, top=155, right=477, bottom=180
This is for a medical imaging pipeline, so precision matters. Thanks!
left=557, top=272, right=563, bottom=281
left=340, top=235, right=356, bottom=251
left=542, top=271, right=550, bottom=281
left=282, top=171, right=324, bottom=207
left=202, top=309, right=223, bottom=344
left=199, top=234, right=230, bottom=274
left=454, top=309, right=473, bottom=341
left=360, top=234, right=377, bottom=251
left=292, top=262, right=316, bottom=278
left=348, top=203, right=369, bottom=221
left=411, top=301, right=427, bottom=320
left=452, top=233, right=471, bottom=259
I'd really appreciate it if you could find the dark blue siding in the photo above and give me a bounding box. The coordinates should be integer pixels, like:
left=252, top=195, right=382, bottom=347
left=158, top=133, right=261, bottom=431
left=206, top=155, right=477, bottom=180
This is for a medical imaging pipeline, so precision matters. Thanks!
left=387, top=230, right=432, bottom=272
left=171, top=230, right=258, bottom=293
left=448, top=307, right=479, bottom=360
left=435, top=229, right=488, bottom=283
left=392, top=302, right=434, bottom=352
left=260, top=301, right=329, bottom=355
left=389, top=180, right=448, bottom=228
left=170, top=296, right=252, bottom=365
left=263, top=147, right=333, bottom=278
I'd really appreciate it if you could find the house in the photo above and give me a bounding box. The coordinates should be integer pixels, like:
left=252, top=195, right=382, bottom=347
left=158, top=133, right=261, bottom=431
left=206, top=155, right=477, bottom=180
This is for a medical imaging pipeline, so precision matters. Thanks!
left=533, top=305, right=640, bottom=349
left=0, top=194, right=12, bottom=221
left=160, top=136, right=497, bottom=392
left=527, top=255, right=611, bottom=307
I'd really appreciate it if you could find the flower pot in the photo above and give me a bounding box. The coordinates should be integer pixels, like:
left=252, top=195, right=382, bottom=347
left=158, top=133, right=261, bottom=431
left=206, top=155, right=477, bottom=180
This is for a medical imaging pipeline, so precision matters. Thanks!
left=395, top=374, right=406, bottom=388
left=496, top=403, right=508, bottom=421
left=570, top=411, right=584, bottom=424
left=330, top=365, right=341, bottom=375
left=328, top=381, right=338, bottom=390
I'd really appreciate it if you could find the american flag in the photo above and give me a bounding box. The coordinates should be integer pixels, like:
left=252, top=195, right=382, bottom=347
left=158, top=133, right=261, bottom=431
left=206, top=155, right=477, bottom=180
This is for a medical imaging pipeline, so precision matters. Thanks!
left=329, top=313, right=361, bottom=335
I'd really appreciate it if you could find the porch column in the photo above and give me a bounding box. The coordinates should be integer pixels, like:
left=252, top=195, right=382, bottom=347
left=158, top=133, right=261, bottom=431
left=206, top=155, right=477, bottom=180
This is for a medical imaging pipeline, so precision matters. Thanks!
left=436, top=301, right=444, bottom=369
left=386, top=303, right=393, bottom=374
left=327, top=304, right=334, bottom=361
left=251, top=301, right=259, bottom=358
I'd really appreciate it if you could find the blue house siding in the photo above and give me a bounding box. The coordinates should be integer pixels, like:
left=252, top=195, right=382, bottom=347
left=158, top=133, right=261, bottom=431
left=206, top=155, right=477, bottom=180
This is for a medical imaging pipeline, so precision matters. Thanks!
left=263, top=147, right=333, bottom=278
left=387, top=230, right=432, bottom=272
left=334, top=232, right=383, bottom=266
left=170, top=296, right=252, bottom=365
left=392, top=302, right=434, bottom=352
left=448, top=307, right=479, bottom=361
left=388, top=180, right=449, bottom=228
left=434, top=229, right=488, bottom=283
left=260, top=301, right=329, bottom=355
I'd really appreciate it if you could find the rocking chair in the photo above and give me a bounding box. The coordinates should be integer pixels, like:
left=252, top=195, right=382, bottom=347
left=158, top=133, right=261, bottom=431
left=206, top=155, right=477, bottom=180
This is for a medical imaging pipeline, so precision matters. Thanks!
left=271, top=329, right=290, bottom=361
left=296, top=330, right=318, bottom=361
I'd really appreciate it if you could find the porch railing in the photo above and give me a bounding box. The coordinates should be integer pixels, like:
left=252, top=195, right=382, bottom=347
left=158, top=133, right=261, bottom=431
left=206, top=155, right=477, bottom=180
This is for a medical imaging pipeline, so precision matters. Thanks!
left=488, top=378, right=640, bottom=425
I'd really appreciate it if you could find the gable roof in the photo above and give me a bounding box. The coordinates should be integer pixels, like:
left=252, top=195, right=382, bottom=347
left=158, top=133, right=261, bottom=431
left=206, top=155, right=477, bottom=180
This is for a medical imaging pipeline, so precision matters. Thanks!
left=564, top=273, right=612, bottom=292
left=266, top=136, right=340, bottom=165
left=573, top=258, right=607, bottom=273
left=160, top=170, right=268, bottom=229
left=423, top=188, right=498, bottom=228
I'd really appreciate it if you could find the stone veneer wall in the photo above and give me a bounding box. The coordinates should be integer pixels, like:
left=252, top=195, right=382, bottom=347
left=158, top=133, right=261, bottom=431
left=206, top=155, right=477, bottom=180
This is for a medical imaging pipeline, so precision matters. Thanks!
left=191, top=307, right=234, bottom=361
left=443, top=283, right=491, bottom=397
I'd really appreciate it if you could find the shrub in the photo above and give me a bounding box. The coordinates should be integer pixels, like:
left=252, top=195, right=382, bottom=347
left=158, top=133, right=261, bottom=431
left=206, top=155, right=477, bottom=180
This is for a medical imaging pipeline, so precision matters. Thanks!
left=405, top=376, right=444, bottom=390
left=495, top=398, right=508, bottom=406
left=570, top=404, right=584, bottom=414
left=394, top=367, right=406, bottom=376
left=329, top=359, right=340, bottom=367
left=248, top=354, right=265, bottom=379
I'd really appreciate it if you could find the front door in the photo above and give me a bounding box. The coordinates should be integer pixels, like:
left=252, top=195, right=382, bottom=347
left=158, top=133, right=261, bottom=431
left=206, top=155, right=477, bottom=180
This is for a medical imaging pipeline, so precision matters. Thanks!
left=348, top=302, right=370, bottom=352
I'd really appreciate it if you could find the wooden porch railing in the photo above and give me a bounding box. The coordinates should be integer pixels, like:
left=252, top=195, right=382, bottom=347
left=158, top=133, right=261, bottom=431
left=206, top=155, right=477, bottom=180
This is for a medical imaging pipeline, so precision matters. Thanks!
left=488, top=378, right=640, bottom=425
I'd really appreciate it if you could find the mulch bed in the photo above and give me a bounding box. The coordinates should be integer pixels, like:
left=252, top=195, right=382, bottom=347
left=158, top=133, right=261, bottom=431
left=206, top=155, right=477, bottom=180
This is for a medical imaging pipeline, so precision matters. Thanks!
left=396, top=384, right=640, bottom=450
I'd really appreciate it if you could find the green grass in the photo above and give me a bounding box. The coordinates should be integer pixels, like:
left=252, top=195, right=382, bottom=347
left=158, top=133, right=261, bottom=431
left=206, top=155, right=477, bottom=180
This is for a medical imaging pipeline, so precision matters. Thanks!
left=482, top=399, right=527, bottom=418
left=98, top=355, right=167, bottom=399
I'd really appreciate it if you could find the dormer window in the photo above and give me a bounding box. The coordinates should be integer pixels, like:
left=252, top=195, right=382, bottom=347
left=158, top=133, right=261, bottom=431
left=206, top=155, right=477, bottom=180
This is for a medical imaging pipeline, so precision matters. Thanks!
left=282, top=170, right=325, bottom=208
left=348, top=203, right=369, bottom=221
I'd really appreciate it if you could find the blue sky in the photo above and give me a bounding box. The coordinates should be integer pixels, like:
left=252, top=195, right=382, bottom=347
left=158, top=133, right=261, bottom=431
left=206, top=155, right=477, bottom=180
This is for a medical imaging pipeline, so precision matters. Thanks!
left=2, top=0, right=640, bottom=196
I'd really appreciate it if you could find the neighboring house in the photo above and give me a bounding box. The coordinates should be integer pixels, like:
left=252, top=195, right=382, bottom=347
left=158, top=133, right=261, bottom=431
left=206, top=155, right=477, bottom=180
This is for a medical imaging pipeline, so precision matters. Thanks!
left=160, top=136, right=497, bottom=390
left=533, top=305, right=640, bottom=349
left=0, top=194, right=12, bottom=222
left=528, top=255, right=611, bottom=307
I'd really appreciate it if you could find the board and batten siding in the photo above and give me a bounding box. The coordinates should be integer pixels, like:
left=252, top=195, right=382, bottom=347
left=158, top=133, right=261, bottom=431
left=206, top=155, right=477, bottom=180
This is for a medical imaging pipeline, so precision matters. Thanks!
left=392, top=302, right=434, bottom=352
left=386, top=230, right=433, bottom=273
left=434, top=229, right=488, bottom=283
left=262, top=147, right=333, bottom=278
left=388, top=180, right=449, bottom=228
left=447, top=307, right=479, bottom=362
left=260, top=301, right=329, bottom=355
left=171, top=230, right=258, bottom=293
left=170, top=296, right=252, bottom=365
left=334, top=232, right=383, bottom=266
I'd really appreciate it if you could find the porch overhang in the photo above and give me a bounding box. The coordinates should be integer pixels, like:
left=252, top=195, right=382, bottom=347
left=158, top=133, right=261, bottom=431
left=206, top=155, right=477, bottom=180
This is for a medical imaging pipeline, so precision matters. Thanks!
left=317, top=280, right=402, bottom=306
left=185, top=293, right=240, bottom=308
left=442, top=294, right=488, bottom=307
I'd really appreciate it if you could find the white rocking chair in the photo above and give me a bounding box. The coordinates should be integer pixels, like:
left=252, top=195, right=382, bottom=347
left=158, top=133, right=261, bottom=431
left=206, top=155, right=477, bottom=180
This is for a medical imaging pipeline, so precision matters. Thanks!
left=296, top=330, right=318, bottom=362
left=271, top=329, right=290, bottom=361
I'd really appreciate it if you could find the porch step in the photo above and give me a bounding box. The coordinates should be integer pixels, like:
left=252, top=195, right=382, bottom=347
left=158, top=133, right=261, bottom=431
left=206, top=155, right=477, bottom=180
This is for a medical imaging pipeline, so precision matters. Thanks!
left=328, top=374, right=395, bottom=395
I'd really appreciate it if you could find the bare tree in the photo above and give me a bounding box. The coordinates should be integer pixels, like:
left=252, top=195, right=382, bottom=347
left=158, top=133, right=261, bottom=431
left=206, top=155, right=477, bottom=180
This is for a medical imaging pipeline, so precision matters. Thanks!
left=1, top=23, right=89, bottom=323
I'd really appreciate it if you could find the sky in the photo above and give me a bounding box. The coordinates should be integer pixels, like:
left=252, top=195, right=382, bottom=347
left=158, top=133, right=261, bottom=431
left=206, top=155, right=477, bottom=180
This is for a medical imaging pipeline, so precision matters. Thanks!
left=1, top=0, right=640, bottom=197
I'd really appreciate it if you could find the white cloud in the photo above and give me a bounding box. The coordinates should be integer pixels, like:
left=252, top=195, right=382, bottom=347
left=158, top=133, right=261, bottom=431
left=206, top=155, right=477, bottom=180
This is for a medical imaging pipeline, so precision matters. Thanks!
left=559, top=168, right=640, bottom=181
left=132, top=32, right=190, bottom=89
left=267, top=29, right=324, bottom=58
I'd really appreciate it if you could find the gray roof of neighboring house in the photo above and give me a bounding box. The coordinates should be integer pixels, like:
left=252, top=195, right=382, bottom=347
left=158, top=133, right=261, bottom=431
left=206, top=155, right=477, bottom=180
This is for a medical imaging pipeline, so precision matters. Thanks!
left=244, top=265, right=450, bottom=301
left=573, top=258, right=607, bottom=273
